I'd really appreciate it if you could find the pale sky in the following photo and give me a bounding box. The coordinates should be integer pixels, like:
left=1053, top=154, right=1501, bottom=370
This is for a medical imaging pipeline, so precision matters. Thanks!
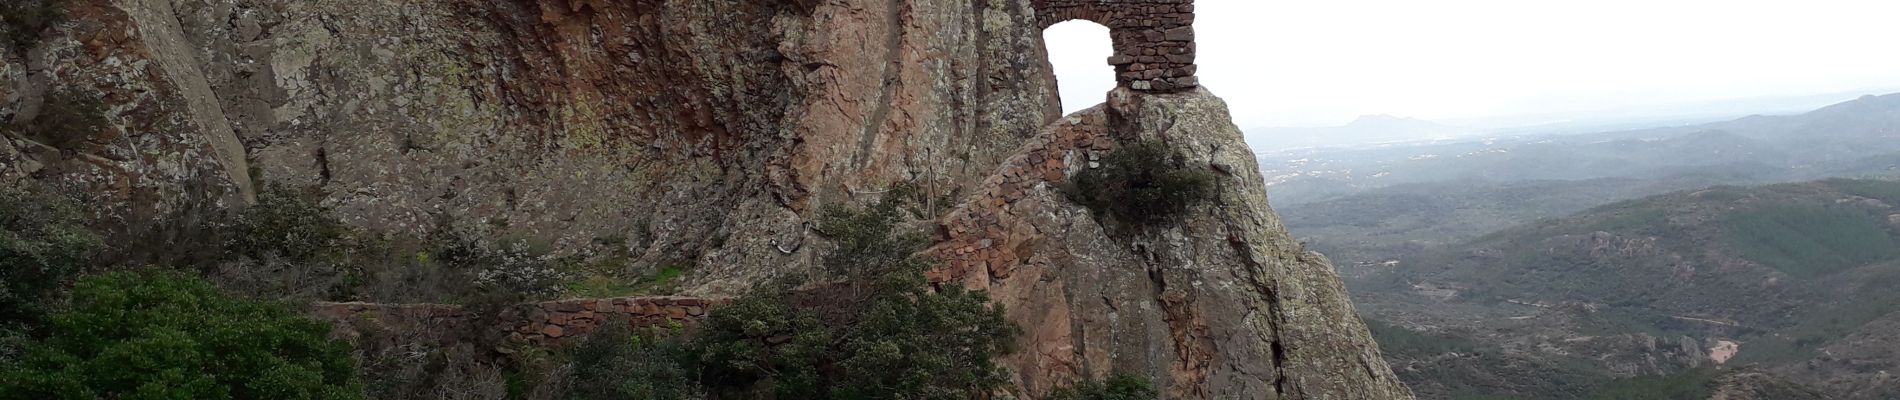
left=1044, top=0, right=1900, bottom=128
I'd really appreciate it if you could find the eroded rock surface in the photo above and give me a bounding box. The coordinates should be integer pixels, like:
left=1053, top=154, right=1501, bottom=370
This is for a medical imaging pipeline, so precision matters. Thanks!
left=5, top=0, right=1410, bottom=398
left=4, top=0, right=1059, bottom=283
left=928, top=88, right=1411, bottom=399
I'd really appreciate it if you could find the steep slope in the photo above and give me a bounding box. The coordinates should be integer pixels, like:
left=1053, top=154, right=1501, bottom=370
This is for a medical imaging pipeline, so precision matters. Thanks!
left=1356, top=179, right=1900, bottom=398
left=928, top=88, right=1410, bottom=398
left=3, top=0, right=1057, bottom=287
left=1, top=0, right=1410, bottom=398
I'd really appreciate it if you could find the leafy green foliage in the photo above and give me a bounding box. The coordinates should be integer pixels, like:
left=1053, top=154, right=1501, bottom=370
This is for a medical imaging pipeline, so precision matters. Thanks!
left=830, top=283, right=1016, bottom=399
left=234, top=185, right=349, bottom=263
left=0, top=184, right=101, bottom=360
left=1720, top=204, right=1900, bottom=278
left=687, top=194, right=1019, bottom=399
left=689, top=291, right=832, bottom=398
left=569, top=320, right=701, bottom=400
left=5, top=89, right=107, bottom=152
left=1047, top=374, right=1160, bottom=400
left=0, top=0, right=63, bottom=51
left=0, top=271, right=362, bottom=399
left=1065, top=141, right=1216, bottom=227
left=816, top=191, right=931, bottom=290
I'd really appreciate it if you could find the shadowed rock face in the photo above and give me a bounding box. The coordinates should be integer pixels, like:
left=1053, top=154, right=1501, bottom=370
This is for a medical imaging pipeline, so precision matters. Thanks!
left=4, top=0, right=1410, bottom=398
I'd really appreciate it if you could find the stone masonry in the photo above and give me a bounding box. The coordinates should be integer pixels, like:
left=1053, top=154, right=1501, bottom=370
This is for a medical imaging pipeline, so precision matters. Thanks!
left=1035, top=0, right=1199, bottom=92
left=311, top=296, right=725, bottom=345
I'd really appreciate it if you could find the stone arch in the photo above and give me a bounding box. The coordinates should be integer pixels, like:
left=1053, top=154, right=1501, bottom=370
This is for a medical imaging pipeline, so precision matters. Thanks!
left=1033, top=0, right=1198, bottom=92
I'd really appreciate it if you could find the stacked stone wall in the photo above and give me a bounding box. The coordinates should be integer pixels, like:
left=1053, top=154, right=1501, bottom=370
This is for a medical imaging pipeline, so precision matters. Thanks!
left=1035, top=0, right=1198, bottom=91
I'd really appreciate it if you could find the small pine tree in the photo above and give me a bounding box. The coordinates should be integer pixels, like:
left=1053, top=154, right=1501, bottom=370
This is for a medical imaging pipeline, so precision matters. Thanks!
left=688, top=191, right=1020, bottom=399
left=1064, top=140, right=1215, bottom=227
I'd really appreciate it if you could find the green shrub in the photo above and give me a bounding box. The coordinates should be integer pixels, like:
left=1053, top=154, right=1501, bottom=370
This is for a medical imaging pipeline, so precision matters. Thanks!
left=0, top=184, right=101, bottom=352
left=1047, top=374, right=1160, bottom=400
left=0, top=0, right=63, bottom=51
left=687, top=196, right=1019, bottom=399
left=829, top=283, right=1016, bottom=399
left=815, top=190, right=932, bottom=298
left=568, top=320, right=702, bottom=400
left=688, top=291, right=831, bottom=398
left=232, top=185, right=349, bottom=263
left=5, top=89, right=106, bottom=151
left=0, top=271, right=362, bottom=399
left=1064, top=141, right=1216, bottom=227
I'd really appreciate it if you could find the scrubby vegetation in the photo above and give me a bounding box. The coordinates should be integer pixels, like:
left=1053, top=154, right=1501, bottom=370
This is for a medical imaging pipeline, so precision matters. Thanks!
left=1362, top=319, right=1481, bottom=359
left=0, top=271, right=361, bottom=399
left=566, top=320, right=700, bottom=400
left=1586, top=368, right=1719, bottom=400
left=1047, top=374, right=1159, bottom=400
left=687, top=195, right=1020, bottom=399
left=1719, top=204, right=1900, bottom=278
left=217, top=185, right=570, bottom=304
left=0, top=184, right=101, bottom=362
left=1065, top=140, right=1216, bottom=227
left=0, top=180, right=1033, bottom=398
left=0, top=0, right=65, bottom=51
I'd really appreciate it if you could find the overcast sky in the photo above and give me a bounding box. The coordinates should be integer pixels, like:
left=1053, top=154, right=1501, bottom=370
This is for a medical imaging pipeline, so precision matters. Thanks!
left=1044, top=0, right=1900, bottom=128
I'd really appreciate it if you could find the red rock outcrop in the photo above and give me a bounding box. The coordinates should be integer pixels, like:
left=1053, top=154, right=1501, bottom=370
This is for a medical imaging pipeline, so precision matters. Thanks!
left=926, top=88, right=1412, bottom=399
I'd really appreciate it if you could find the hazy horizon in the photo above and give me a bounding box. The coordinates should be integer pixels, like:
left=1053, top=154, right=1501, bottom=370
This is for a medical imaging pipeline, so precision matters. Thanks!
left=1045, top=0, right=1900, bottom=128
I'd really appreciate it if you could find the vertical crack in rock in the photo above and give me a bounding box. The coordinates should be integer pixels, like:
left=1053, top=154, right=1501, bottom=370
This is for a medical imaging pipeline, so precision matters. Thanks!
left=1148, top=257, right=1215, bottom=399
left=1227, top=221, right=1297, bottom=398
left=850, top=0, right=911, bottom=170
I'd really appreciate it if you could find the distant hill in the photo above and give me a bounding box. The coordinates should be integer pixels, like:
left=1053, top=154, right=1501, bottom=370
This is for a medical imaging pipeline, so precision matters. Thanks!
left=1245, top=114, right=1463, bottom=151
left=1272, top=93, right=1900, bottom=399
left=1262, top=93, right=1900, bottom=206
left=1358, top=179, right=1900, bottom=399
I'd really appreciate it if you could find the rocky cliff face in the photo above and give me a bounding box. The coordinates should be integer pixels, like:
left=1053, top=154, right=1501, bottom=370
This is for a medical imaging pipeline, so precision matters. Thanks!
left=3, top=0, right=1408, bottom=398
left=6, top=0, right=1057, bottom=277
left=927, top=87, right=1411, bottom=398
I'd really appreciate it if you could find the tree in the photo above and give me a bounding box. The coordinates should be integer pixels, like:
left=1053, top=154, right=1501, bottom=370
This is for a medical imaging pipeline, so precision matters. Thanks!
left=688, top=194, right=1020, bottom=399
left=568, top=319, right=703, bottom=400
left=0, top=271, right=363, bottom=399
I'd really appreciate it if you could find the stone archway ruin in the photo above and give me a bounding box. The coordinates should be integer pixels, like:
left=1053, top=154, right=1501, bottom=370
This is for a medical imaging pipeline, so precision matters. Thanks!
left=1034, top=0, right=1198, bottom=92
